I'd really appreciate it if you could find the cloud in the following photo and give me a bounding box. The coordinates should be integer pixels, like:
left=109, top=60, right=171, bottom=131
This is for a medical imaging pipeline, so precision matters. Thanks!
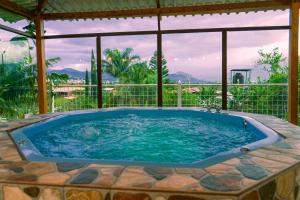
left=40, top=10, right=290, bottom=81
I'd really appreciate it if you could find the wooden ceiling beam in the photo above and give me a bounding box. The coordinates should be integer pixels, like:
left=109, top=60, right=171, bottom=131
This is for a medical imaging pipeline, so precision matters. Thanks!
left=42, top=0, right=291, bottom=21
left=36, top=0, right=48, bottom=14
left=0, top=0, right=33, bottom=19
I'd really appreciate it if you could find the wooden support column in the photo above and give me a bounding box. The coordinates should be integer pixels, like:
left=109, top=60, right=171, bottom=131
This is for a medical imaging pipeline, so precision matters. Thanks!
left=35, top=14, right=48, bottom=114
left=222, top=31, right=228, bottom=110
left=96, top=35, right=103, bottom=108
left=288, top=1, right=299, bottom=125
left=157, top=17, right=163, bottom=107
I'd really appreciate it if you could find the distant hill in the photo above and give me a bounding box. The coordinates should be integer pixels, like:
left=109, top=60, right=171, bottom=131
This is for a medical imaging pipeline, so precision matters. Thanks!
left=48, top=68, right=117, bottom=82
left=168, top=71, right=209, bottom=83
left=48, top=68, right=208, bottom=84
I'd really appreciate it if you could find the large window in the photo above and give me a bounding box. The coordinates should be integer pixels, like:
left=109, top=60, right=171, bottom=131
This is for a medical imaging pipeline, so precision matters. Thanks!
left=161, top=10, right=288, bottom=30
left=45, top=38, right=96, bottom=112
left=162, top=33, right=222, bottom=107
left=227, top=30, right=289, bottom=119
left=45, top=18, right=158, bottom=35
left=0, top=29, right=38, bottom=120
left=101, top=35, right=157, bottom=107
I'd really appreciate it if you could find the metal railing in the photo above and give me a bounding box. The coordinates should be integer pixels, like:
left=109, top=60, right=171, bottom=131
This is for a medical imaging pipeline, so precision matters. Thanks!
left=0, top=83, right=298, bottom=122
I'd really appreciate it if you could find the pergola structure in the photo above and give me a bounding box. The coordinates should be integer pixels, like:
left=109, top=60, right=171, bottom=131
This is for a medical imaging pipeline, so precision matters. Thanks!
left=0, top=0, right=299, bottom=124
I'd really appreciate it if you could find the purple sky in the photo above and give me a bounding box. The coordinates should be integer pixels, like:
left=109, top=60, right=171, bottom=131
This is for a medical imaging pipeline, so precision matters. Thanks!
left=0, top=10, right=291, bottom=82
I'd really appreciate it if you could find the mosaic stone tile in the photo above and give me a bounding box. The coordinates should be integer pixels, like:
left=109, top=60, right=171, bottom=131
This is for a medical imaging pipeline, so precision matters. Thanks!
left=7, top=174, right=38, bottom=182
left=276, top=170, right=295, bottom=199
left=3, top=185, right=32, bottom=200
left=258, top=180, right=276, bottom=200
left=113, top=167, right=156, bottom=188
left=65, top=189, right=102, bottom=200
left=10, top=166, right=24, bottom=173
left=204, top=164, right=239, bottom=175
left=144, top=167, right=173, bottom=180
left=250, top=157, right=289, bottom=173
left=24, top=162, right=56, bottom=175
left=154, top=175, right=198, bottom=190
left=0, top=168, right=11, bottom=180
left=70, top=169, right=99, bottom=184
left=39, top=187, right=62, bottom=200
left=93, top=175, right=117, bottom=187
left=154, top=196, right=166, bottom=200
left=236, top=164, right=268, bottom=180
left=168, top=195, right=205, bottom=200
left=200, top=174, right=242, bottom=192
left=113, top=192, right=151, bottom=200
left=56, top=163, right=87, bottom=173
left=23, top=186, right=40, bottom=198
left=175, top=168, right=205, bottom=175
left=251, top=149, right=298, bottom=164
left=38, top=172, right=70, bottom=185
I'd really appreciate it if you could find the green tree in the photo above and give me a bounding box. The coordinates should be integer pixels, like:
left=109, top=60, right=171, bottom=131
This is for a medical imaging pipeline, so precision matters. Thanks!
left=102, top=48, right=140, bottom=81
left=257, top=47, right=287, bottom=83
left=85, top=68, right=90, bottom=95
left=90, top=49, right=97, bottom=85
left=149, top=51, right=169, bottom=83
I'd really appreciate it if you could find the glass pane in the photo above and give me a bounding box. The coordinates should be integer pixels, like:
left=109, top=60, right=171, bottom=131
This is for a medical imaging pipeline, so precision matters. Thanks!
left=162, top=33, right=222, bottom=107
left=0, top=29, right=38, bottom=120
left=101, top=35, right=157, bottom=107
left=45, top=38, right=96, bottom=112
left=161, top=10, right=289, bottom=30
left=45, top=18, right=158, bottom=35
left=227, top=30, right=289, bottom=119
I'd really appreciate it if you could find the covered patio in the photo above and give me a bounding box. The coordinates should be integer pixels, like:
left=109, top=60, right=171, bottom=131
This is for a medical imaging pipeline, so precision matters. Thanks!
left=0, top=0, right=300, bottom=200
left=0, top=0, right=298, bottom=124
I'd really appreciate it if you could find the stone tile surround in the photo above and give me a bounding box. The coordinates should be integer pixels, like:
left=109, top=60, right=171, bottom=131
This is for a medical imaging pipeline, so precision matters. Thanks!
left=0, top=109, right=299, bottom=199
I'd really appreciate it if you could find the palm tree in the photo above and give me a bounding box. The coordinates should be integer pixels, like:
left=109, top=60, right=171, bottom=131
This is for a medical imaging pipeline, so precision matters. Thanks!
left=102, top=48, right=140, bottom=81
left=122, top=62, right=153, bottom=84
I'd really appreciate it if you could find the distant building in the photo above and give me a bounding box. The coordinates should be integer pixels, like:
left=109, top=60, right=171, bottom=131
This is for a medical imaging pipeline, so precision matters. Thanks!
left=230, top=69, right=251, bottom=84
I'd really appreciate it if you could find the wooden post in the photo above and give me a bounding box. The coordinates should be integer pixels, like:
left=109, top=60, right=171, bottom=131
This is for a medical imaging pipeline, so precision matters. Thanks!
left=96, top=35, right=102, bottom=108
left=157, top=17, right=163, bottom=107
left=288, top=1, right=299, bottom=125
left=35, top=14, right=48, bottom=114
left=222, top=31, right=228, bottom=110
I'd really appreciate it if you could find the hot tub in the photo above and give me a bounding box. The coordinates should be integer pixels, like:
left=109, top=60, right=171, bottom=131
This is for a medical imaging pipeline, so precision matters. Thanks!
left=10, top=108, right=280, bottom=167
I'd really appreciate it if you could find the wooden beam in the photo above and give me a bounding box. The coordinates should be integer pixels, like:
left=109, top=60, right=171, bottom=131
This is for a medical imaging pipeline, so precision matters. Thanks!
left=222, top=31, right=227, bottom=110
left=36, top=0, right=48, bottom=14
left=157, top=16, right=163, bottom=107
left=43, top=26, right=291, bottom=39
left=35, top=14, right=48, bottom=114
left=0, top=0, right=33, bottom=19
left=42, top=0, right=290, bottom=20
left=288, top=1, right=299, bottom=125
left=96, top=35, right=102, bottom=109
left=0, top=24, right=34, bottom=38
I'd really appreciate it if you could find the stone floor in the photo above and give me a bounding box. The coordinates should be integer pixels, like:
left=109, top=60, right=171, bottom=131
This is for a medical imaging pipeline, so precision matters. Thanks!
left=0, top=109, right=300, bottom=199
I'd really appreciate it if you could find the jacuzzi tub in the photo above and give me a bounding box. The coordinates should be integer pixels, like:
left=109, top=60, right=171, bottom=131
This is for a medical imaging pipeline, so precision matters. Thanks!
left=10, top=108, right=280, bottom=167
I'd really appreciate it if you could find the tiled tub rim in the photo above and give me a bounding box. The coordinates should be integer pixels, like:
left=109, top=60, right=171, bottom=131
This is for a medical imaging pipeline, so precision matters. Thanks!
left=0, top=108, right=299, bottom=199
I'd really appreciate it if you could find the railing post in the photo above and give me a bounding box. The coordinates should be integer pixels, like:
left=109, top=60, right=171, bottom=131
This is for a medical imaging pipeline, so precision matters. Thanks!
left=49, top=81, right=54, bottom=113
left=288, top=1, right=299, bottom=125
left=177, top=80, right=182, bottom=107
left=222, top=31, right=228, bottom=110
left=96, top=35, right=103, bottom=108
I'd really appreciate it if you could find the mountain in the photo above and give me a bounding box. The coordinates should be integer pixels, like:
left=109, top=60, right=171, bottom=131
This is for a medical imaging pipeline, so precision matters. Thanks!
left=48, top=68, right=208, bottom=84
left=168, top=71, right=209, bottom=84
left=48, top=68, right=117, bottom=82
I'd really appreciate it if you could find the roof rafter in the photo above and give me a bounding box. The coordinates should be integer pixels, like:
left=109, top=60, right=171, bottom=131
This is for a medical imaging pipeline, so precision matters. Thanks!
left=36, top=0, right=48, bottom=14
left=42, top=0, right=291, bottom=21
left=0, top=0, right=33, bottom=19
